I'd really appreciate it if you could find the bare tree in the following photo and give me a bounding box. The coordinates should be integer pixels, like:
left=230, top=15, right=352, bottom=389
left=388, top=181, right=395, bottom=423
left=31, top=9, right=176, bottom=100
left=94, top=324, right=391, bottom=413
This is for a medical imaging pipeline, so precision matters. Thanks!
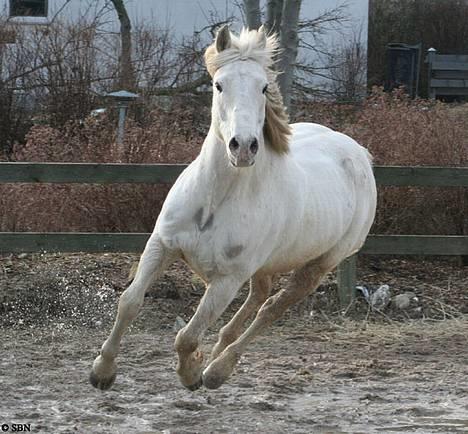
left=242, top=1, right=350, bottom=109
left=328, top=27, right=367, bottom=101
left=110, top=0, right=135, bottom=89
left=242, top=0, right=352, bottom=105
left=242, top=0, right=302, bottom=110
left=265, top=0, right=283, bottom=35
left=277, top=0, right=302, bottom=108
left=244, top=0, right=262, bottom=29
left=0, top=2, right=236, bottom=157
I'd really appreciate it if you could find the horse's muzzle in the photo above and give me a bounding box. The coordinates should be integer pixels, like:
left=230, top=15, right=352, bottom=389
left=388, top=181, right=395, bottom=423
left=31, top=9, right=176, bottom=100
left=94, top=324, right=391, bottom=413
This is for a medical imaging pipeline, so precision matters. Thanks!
left=228, top=136, right=258, bottom=167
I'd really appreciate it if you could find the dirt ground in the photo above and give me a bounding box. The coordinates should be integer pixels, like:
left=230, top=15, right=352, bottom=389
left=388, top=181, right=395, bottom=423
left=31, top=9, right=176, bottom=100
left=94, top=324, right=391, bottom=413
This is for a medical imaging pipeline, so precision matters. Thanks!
left=1, top=253, right=468, bottom=433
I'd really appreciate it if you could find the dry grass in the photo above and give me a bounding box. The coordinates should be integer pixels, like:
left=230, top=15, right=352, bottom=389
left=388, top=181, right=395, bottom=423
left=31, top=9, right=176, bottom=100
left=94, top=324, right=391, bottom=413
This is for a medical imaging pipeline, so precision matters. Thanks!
left=329, top=316, right=468, bottom=347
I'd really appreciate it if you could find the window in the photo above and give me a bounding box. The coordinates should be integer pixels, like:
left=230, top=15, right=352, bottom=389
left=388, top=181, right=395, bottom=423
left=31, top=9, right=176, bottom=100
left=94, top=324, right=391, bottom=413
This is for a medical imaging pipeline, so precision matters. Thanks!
left=9, top=0, right=48, bottom=18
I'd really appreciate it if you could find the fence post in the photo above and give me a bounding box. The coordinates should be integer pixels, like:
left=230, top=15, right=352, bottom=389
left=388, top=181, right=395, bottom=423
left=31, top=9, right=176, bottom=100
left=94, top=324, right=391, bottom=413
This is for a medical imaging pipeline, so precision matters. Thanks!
left=426, top=47, right=437, bottom=99
left=337, top=254, right=357, bottom=307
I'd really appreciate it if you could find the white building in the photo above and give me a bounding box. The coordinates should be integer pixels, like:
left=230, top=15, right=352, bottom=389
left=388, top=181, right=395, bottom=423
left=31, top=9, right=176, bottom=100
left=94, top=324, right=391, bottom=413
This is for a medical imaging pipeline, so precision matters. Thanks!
left=1, top=0, right=369, bottom=97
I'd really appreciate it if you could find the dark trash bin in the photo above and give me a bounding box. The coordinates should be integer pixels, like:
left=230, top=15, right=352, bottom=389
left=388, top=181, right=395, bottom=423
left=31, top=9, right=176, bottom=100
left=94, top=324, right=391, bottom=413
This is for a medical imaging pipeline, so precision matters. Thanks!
left=385, top=43, right=422, bottom=98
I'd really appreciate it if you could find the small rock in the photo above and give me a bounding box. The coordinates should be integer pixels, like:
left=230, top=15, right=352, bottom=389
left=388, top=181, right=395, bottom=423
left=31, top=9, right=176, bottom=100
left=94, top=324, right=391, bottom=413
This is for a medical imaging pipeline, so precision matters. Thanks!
left=18, top=253, right=28, bottom=259
left=249, top=399, right=277, bottom=411
left=370, top=284, right=391, bottom=310
left=173, top=315, right=187, bottom=332
left=173, top=400, right=205, bottom=411
left=393, top=292, right=417, bottom=310
left=356, top=285, right=370, bottom=300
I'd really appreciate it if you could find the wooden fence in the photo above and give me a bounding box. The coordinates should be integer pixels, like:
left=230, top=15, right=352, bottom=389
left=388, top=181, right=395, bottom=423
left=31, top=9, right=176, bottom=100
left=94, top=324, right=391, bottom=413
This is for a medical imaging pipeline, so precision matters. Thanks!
left=1, top=162, right=467, bottom=305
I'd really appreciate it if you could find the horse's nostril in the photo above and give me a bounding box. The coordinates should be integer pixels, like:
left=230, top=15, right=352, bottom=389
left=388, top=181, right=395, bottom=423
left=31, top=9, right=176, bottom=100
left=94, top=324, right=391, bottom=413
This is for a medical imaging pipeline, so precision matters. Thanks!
left=229, top=137, right=240, bottom=152
left=250, top=138, right=258, bottom=154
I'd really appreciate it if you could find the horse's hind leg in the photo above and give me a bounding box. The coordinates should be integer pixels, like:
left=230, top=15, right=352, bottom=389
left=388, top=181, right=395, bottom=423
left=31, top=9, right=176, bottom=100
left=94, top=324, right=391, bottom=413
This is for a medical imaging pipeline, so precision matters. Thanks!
left=90, top=235, right=176, bottom=390
left=208, top=273, right=272, bottom=364
left=202, top=257, right=333, bottom=389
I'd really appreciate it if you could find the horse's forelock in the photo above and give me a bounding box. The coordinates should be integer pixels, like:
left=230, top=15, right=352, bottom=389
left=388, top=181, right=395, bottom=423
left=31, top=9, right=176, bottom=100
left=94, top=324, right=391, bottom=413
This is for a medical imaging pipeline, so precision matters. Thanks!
left=204, top=28, right=291, bottom=154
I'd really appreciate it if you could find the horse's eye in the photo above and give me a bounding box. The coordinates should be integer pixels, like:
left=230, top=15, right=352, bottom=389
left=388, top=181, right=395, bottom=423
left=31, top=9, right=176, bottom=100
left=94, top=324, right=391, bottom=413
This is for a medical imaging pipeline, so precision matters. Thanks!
left=262, top=84, right=268, bottom=94
left=215, top=82, right=223, bottom=93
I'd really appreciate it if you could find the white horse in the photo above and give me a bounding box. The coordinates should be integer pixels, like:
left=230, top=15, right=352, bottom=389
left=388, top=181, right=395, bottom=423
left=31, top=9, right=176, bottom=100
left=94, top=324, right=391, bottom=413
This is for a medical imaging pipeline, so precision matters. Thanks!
left=90, top=26, right=377, bottom=391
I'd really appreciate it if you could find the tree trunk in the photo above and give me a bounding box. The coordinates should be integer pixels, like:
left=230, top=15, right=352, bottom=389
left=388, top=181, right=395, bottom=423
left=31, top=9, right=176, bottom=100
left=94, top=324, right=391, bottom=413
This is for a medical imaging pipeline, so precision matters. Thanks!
left=244, top=0, right=262, bottom=30
left=110, top=0, right=135, bottom=89
left=265, top=0, right=283, bottom=35
left=277, top=0, right=302, bottom=110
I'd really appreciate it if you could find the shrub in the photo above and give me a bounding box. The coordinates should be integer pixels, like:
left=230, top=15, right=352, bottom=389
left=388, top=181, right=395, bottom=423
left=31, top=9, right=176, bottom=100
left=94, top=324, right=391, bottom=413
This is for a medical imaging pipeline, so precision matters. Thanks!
left=343, top=88, right=468, bottom=235
left=0, top=103, right=207, bottom=233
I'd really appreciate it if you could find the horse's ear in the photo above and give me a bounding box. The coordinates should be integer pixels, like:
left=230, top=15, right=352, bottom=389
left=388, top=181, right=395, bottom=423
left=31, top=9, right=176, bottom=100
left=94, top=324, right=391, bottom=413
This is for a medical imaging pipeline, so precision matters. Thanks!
left=257, top=25, right=267, bottom=48
left=216, top=25, right=231, bottom=52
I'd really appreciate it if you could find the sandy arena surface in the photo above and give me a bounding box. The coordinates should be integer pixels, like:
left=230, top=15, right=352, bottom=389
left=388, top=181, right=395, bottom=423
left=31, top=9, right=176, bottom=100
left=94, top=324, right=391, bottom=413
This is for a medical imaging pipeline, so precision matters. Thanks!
left=1, top=253, right=467, bottom=433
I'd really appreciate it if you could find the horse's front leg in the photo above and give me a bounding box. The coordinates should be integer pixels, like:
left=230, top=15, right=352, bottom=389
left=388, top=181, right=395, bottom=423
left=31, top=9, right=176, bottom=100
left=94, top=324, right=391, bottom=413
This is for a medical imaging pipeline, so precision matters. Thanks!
left=174, top=275, right=244, bottom=390
left=90, top=235, right=177, bottom=390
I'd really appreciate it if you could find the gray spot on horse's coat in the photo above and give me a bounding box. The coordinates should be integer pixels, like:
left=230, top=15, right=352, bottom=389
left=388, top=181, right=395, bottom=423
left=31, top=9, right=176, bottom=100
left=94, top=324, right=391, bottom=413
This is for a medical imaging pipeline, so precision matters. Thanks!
left=194, top=208, right=214, bottom=232
left=225, top=245, right=244, bottom=259
left=194, top=208, right=203, bottom=227
left=341, top=157, right=353, bottom=172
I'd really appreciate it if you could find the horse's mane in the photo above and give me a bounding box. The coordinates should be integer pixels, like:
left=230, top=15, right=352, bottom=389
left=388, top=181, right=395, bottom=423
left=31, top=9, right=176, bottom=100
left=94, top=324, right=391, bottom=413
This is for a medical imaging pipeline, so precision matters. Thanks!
left=204, top=28, right=291, bottom=155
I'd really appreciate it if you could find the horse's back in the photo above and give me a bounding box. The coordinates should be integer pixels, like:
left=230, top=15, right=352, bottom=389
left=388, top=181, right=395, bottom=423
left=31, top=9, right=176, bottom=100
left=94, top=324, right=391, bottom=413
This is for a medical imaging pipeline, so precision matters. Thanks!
left=289, top=122, right=374, bottom=192
left=290, top=122, right=371, bottom=164
left=284, top=122, right=377, bottom=262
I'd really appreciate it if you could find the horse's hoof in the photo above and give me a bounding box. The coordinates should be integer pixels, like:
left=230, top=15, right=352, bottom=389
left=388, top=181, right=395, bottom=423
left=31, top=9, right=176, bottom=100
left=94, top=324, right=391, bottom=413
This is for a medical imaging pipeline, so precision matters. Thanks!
left=185, top=377, right=203, bottom=391
left=202, top=371, right=225, bottom=390
left=203, top=350, right=238, bottom=389
left=89, top=370, right=116, bottom=391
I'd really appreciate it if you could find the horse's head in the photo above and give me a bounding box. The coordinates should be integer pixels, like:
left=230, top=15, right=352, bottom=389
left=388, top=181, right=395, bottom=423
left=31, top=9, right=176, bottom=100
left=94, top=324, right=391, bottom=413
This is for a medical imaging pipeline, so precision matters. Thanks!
left=205, top=26, right=291, bottom=168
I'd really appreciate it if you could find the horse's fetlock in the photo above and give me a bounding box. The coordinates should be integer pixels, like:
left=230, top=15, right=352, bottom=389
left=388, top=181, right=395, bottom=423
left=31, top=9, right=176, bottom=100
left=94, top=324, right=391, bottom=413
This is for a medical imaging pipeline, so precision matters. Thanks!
left=259, top=295, right=276, bottom=312
left=175, top=328, right=198, bottom=354
left=100, top=347, right=116, bottom=362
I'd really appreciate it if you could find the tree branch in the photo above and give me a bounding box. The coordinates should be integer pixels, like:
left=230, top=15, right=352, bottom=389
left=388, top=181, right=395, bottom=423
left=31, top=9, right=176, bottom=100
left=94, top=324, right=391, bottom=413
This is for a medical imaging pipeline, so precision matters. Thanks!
left=146, top=74, right=211, bottom=96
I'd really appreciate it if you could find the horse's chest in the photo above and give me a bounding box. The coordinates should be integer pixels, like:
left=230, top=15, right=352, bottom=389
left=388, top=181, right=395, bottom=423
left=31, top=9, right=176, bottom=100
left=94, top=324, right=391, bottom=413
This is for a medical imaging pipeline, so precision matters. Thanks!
left=159, top=205, right=252, bottom=279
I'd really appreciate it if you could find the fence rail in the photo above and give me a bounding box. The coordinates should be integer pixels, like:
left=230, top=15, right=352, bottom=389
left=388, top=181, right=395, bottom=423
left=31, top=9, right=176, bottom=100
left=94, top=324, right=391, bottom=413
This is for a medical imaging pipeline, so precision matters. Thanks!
left=2, top=162, right=468, bottom=186
left=0, top=162, right=186, bottom=184
left=1, top=232, right=467, bottom=256
left=1, top=162, right=467, bottom=305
